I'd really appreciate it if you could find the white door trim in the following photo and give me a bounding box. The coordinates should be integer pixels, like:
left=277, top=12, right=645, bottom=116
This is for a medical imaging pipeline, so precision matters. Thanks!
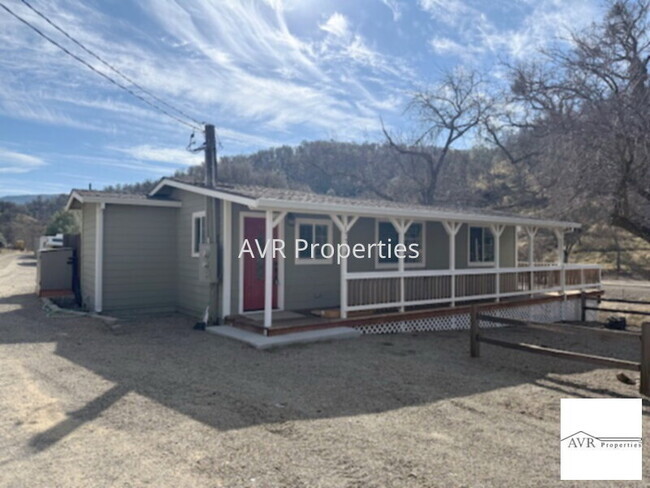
left=238, top=210, right=285, bottom=315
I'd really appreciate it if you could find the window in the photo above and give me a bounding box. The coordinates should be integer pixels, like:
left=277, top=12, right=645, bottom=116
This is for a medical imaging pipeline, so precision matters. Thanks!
left=469, top=226, right=495, bottom=264
left=375, top=220, right=425, bottom=268
left=295, top=219, right=333, bottom=264
left=191, top=211, right=206, bottom=257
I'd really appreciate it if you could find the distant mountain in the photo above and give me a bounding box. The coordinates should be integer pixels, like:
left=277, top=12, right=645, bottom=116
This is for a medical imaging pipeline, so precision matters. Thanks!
left=0, top=194, right=62, bottom=205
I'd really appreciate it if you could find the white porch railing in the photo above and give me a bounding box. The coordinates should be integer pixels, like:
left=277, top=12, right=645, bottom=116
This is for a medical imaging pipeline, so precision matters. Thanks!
left=345, top=264, right=601, bottom=313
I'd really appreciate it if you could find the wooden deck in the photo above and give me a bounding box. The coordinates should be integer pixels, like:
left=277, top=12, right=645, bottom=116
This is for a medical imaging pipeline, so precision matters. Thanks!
left=227, top=290, right=603, bottom=336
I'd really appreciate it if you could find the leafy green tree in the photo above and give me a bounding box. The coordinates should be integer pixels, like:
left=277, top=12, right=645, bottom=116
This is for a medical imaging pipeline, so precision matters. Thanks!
left=45, top=211, right=79, bottom=235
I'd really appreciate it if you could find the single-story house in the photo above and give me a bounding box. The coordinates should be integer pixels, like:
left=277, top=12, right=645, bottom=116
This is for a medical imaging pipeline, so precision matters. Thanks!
left=65, top=177, right=601, bottom=335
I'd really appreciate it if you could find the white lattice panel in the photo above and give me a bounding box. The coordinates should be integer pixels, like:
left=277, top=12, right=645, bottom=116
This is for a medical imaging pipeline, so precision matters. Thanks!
left=356, top=312, right=471, bottom=335
left=355, top=298, right=582, bottom=335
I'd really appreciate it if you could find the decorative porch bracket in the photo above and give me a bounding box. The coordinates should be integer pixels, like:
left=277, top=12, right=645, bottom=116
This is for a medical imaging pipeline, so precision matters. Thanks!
left=442, top=221, right=462, bottom=306
left=490, top=224, right=505, bottom=302
left=331, top=214, right=359, bottom=319
left=264, top=210, right=287, bottom=329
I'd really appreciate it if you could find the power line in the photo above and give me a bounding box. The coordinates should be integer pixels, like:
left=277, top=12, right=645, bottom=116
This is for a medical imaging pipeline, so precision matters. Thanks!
left=19, top=0, right=204, bottom=129
left=0, top=0, right=203, bottom=131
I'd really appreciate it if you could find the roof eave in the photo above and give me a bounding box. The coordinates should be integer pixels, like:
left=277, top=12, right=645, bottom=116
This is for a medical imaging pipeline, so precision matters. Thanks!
left=64, top=191, right=82, bottom=211
left=147, top=178, right=580, bottom=230
left=64, top=190, right=182, bottom=209
left=255, top=198, right=581, bottom=229
left=149, top=178, right=258, bottom=207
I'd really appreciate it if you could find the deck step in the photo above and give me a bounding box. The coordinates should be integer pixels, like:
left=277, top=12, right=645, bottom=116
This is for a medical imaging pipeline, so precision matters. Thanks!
left=229, top=316, right=350, bottom=336
left=206, top=325, right=361, bottom=349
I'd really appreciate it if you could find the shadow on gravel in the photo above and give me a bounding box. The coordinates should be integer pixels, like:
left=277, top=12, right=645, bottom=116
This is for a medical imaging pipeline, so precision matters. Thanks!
left=29, top=385, right=130, bottom=452
left=0, top=286, right=648, bottom=454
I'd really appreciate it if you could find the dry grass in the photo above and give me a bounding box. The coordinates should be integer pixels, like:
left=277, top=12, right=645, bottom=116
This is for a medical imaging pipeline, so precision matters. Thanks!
left=597, top=282, right=650, bottom=328
left=573, top=225, right=650, bottom=280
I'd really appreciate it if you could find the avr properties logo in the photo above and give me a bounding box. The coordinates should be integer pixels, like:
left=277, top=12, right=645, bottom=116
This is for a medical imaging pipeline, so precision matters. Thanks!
left=562, top=431, right=642, bottom=449
left=561, top=399, right=642, bottom=480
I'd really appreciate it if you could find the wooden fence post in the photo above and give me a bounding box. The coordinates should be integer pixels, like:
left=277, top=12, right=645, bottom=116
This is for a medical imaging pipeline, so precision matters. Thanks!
left=470, top=306, right=480, bottom=358
left=580, top=292, right=586, bottom=322
left=641, top=323, right=650, bottom=397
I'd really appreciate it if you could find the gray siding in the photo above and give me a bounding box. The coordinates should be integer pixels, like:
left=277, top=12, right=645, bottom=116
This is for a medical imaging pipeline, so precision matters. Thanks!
left=456, top=224, right=517, bottom=269
left=348, top=219, right=450, bottom=271
left=171, top=188, right=211, bottom=317
left=348, top=217, right=376, bottom=272
left=78, top=190, right=521, bottom=317
left=425, top=221, right=449, bottom=269
left=80, top=203, right=96, bottom=310
left=500, top=226, right=516, bottom=267
left=102, top=205, right=177, bottom=312
left=283, top=214, right=341, bottom=310
left=227, top=210, right=520, bottom=313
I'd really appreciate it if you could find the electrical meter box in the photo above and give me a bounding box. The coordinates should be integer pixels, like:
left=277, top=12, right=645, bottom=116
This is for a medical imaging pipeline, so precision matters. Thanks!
left=198, top=242, right=211, bottom=283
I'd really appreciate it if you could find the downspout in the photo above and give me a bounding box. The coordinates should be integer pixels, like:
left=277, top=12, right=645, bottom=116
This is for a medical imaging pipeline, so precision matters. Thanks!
left=94, top=202, right=105, bottom=313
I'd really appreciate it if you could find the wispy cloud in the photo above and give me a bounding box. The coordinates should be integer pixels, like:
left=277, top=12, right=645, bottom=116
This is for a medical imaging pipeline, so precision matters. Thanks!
left=421, top=0, right=600, bottom=63
left=380, top=0, right=403, bottom=21
left=320, top=13, right=350, bottom=38
left=0, top=0, right=413, bottom=146
left=0, top=148, right=46, bottom=174
left=113, top=145, right=201, bottom=166
left=0, top=178, right=69, bottom=195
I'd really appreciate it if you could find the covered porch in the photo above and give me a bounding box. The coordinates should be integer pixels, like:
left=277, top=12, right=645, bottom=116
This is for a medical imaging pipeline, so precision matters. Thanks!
left=223, top=202, right=602, bottom=334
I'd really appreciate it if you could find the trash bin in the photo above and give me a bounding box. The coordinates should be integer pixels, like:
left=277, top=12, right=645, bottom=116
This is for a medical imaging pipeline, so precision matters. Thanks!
left=605, top=315, right=627, bottom=330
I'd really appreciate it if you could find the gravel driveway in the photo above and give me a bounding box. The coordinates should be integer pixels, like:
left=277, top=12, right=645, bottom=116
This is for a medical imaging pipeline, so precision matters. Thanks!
left=0, top=252, right=648, bottom=487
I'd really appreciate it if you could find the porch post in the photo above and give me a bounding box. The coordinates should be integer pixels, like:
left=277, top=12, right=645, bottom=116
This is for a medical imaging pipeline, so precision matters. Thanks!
left=442, top=221, right=462, bottom=306
left=514, top=226, right=519, bottom=268
left=490, top=224, right=505, bottom=302
left=554, top=228, right=566, bottom=296
left=262, top=210, right=287, bottom=329
left=390, top=218, right=413, bottom=312
left=264, top=210, right=273, bottom=329
left=331, top=215, right=359, bottom=319
left=525, top=226, right=538, bottom=295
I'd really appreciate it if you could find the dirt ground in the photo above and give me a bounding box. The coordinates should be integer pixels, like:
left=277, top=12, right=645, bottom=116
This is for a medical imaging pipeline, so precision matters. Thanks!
left=1, top=251, right=649, bottom=488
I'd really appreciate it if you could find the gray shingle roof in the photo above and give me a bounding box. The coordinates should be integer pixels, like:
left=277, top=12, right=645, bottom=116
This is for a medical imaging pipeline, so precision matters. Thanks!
left=71, top=190, right=150, bottom=201
left=70, top=178, right=577, bottom=227
left=167, top=178, right=553, bottom=222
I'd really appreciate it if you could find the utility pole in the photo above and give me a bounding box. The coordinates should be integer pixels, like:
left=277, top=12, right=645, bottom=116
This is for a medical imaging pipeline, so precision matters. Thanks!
left=202, top=123, right=219, bottom=324
left=204, top=123, right=217, bottom=188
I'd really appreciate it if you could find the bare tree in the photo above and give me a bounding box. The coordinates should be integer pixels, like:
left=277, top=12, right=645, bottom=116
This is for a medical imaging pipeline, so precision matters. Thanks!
left=506, top=0, right=650, bottom=243
left=382, top=69, right=492, bottom=205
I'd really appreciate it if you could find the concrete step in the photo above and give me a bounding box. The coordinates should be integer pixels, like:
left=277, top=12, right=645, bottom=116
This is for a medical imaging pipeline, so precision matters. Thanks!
left=206, top=325, right=361, bottom=350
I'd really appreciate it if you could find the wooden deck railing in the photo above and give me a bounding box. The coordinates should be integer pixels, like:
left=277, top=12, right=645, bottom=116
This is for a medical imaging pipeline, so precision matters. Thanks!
left=346, top=264, right=601, bottom=313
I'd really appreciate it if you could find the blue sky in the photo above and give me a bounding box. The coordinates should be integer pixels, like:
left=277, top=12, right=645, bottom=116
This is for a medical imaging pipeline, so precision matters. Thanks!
left=0, top=0, right=603, bottom=196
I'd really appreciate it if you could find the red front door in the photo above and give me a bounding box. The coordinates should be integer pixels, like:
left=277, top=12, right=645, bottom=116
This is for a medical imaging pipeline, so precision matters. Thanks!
left=243, top=217, right=278, bottom=311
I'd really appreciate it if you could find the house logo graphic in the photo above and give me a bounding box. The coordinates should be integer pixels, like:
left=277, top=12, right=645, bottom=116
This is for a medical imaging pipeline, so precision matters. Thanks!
left=561, top=399, right=642, bottom=481
left=561, top=431, right=642, bottom=449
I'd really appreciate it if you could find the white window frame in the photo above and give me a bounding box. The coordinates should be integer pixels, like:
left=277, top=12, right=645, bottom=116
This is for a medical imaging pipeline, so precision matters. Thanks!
left=294, top=218, right=334, bottom=265
left=191, top=210, right=206, bottom=258
left=374, top=220, right=426, bottom=269
left=468, top=225, right=495, bottom=266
